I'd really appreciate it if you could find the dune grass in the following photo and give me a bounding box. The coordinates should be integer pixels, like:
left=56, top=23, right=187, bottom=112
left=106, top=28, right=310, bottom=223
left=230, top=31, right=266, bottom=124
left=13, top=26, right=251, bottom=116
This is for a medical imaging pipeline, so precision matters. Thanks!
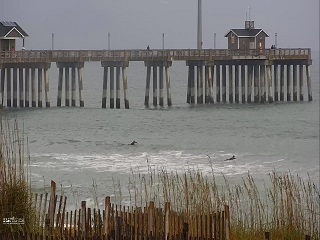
left=122, top=165, right=320, bottom=240
left=0, top=119, right=37, bottom=233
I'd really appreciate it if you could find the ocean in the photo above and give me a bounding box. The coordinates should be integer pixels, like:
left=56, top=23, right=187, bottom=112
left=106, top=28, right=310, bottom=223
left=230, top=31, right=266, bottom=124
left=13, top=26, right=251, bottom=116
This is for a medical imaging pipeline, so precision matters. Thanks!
left=1, top=51, right=319, bottom=210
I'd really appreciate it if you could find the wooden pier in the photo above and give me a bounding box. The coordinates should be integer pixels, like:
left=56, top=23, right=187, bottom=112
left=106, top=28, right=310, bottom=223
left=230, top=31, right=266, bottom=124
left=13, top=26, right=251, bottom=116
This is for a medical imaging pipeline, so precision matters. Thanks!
left=0, top=48, right=313, bottom=108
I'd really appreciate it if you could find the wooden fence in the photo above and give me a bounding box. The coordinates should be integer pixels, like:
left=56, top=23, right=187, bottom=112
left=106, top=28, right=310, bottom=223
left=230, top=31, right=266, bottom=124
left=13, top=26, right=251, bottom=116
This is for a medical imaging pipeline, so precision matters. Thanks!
left=0, top=180, right=231, bottom=239
left=0, top=180, right=314, bottom=240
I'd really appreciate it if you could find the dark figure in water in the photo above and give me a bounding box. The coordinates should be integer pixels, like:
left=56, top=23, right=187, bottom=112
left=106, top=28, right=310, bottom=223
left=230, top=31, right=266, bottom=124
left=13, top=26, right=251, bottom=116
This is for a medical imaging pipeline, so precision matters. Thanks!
left=225, top=155, right=236, bottom=161
left=129, top=140, right=138, bottom=145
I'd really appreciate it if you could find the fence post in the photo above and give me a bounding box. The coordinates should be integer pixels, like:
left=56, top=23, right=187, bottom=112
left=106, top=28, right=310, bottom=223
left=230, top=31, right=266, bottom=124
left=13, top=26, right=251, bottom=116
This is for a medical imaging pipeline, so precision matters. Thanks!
left=264, top=232, right=270, bottom=240
left=148, top=201, right=155, bottom=237
left=104, top=196, right=111, bottom=237
left=165, top=202, right=170, bottom=240
left=183, top=222, right=189, bottom=240
left=224, top=205, right=230, bottom=240
left=49, top=181, right=56, bottom=230
left=81, top=201, right=86, bottom=238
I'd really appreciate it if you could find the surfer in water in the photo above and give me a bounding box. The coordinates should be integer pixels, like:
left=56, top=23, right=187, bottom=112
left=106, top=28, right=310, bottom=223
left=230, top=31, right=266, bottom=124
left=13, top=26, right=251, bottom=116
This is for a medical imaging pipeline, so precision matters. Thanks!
left=129, top=140, right=138, bottom=145
left=225, top=155, right=236, bottom=161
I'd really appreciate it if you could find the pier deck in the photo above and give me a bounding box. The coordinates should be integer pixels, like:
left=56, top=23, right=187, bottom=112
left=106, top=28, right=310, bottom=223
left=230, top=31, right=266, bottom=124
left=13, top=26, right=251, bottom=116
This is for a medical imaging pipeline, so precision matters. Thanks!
left=0, top=48, right=313, bottom=108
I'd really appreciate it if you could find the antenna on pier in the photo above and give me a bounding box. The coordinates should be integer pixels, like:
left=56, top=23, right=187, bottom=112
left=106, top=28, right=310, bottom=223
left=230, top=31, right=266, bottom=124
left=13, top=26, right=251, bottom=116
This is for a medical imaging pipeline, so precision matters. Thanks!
left=245, top=7, right=254, bottom=30
left=275, top=33, right=278, bottom=48
left=197, top=0, right=202, bottom=49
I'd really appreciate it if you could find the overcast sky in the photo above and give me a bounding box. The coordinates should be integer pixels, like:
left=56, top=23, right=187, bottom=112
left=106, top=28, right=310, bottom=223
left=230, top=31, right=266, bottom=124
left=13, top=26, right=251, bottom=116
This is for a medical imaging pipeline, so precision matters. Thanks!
left=1, top=0, right=319, bottom=51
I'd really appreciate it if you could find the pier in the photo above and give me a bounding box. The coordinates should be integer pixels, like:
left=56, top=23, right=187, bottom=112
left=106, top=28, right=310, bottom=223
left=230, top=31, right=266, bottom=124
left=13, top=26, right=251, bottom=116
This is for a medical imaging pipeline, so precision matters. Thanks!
left=0, top=18, right=313, bottom=109
left=0, top=48, right=312, bottom=108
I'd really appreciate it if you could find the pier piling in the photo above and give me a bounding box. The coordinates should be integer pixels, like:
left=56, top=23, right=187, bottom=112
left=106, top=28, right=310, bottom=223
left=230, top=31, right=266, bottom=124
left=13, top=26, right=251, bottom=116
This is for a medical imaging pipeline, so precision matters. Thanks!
left=13, top=68, right=17, bottom=107
left=254, top=64, right=260, bottom=103
left=65, top=67, right=70, bottom=106
left=165, top=65, right=172, bottom=106
left=187, top=66, right=191, bottom=103
left=267, top=64, right=273, bottom=103
left=306, top=65, right=312, bottom=101
left=235, top=65, right=239, bottom=103
left=19, top=68, right=24, bottom=107
left=208, top=65, right=214, bottom=103
left=71, top=67, right=76, bottom=107
left=260, top=65, right=265, bottom=103
left=293, top=65, right=297, bottom=101
left=116, top=67, right=121, bottom=109
left=241, top=65, right=245, bottom=103
left=299, top=64, right=304, bottom=101
left=38, top=68, right=43, bottom=107
left=122, top=67, right=129, bottom=109
left=287, top=65, right=292, bottom=101
left=44, top=67, right=50, bottom=107
left=102, top=67, right=108, bottom=108
left=222, top=65, right=226, bottom=102
left=216, top=65, right=221, bottom=103
left=199, top=65, right=204, bottom=104
left=280, top=65, right=285, bottom=101
left=25, top=68, right=30, bottom=107
left=159, top=66, right=164, bottom=106
left=153, top=66, right=158, bottom=106
left=7, top=68, right=11, bottom=107
left=110, top=67, right=115, bottom=109
left=274, top=65, right=279, bottom=101
left=247, top=65, right=253, bottom=103
left=228, top=65, right=233, bottom=103
left=31, top=68, right=36, bottom=107
left=205, top=66, right=209, bottom=103
left=78, top=66, right=84, bottom=107
left=0, top=69, right=4, bottom=108
left=145, top=66, right=151, bottom=107
left=190, top=66, right=195, bottom=104
left=57, top=67, right=62, bottom=107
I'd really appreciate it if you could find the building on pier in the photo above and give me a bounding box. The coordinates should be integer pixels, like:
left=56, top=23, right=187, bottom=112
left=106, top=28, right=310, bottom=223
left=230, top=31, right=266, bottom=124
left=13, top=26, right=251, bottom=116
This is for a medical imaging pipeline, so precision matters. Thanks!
left=0, top=21, right=28, bottom=52
left=224, top=20, right=269, bottom=50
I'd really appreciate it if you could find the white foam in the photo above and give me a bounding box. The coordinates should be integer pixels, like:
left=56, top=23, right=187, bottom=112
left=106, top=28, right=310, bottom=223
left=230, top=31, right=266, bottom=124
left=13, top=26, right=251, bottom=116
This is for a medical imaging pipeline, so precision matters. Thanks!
left=29, top=151, right=273, bottom=178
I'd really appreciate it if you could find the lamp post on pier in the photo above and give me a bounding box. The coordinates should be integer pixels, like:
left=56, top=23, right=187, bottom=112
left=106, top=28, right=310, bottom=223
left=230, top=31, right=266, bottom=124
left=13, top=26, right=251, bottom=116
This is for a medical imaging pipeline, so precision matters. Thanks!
left=162, top=33, right=165, bottom=49
left=108, top=32, right=110, bottom=50
left=52, top=33, right=54, bottom=50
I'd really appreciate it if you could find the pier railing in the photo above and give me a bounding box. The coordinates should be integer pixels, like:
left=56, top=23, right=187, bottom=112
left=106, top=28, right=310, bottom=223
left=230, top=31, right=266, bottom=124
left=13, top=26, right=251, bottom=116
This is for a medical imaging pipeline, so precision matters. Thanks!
left=0, top=48, right=311, bottom=63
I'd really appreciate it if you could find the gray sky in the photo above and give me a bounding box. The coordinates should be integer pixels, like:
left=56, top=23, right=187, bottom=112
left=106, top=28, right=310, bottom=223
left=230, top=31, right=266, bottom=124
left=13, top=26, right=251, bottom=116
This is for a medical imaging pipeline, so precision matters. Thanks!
left=1, top=0, right=319, bottom=51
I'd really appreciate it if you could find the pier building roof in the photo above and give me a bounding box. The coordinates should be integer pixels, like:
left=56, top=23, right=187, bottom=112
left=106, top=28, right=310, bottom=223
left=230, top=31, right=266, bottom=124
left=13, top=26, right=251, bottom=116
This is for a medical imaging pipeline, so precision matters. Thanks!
left=0, top=21, right=29, bottom=39
left=224, top=29, right=269, bottom=38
